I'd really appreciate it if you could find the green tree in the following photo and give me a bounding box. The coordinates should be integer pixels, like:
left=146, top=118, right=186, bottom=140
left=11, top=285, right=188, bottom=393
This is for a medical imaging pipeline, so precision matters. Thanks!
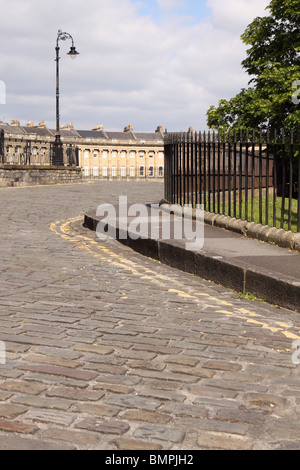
left=207, top=0, right=300, bottom=132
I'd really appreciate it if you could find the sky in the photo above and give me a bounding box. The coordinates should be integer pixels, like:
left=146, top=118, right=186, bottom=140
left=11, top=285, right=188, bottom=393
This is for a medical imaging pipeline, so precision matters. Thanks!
left=0, top=0, right=270, bottom=132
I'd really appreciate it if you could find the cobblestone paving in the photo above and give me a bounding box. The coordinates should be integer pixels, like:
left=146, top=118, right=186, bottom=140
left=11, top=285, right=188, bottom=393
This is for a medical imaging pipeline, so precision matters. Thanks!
left=0, top=181, right=299, bottom=450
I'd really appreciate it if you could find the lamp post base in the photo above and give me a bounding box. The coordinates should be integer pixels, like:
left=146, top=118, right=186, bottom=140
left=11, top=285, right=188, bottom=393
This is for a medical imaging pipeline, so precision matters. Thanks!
left=53, top=139, right=64, bottom=166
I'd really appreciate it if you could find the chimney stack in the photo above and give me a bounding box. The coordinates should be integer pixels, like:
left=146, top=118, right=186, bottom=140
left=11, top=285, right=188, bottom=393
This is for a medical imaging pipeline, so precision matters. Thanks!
left=61, top=122, right=74, bottom=129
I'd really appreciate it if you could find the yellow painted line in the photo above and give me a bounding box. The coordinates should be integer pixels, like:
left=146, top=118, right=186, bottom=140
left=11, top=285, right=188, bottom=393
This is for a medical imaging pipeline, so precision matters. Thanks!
left=168, top=288, right=234, bottom=307
left=49, top=215, right=300, bottom=342
left=246, top=318, right=283, bottom=334
left=236, top=308, right=258, bottom=317
left=282, top=331, right=300, bottom=340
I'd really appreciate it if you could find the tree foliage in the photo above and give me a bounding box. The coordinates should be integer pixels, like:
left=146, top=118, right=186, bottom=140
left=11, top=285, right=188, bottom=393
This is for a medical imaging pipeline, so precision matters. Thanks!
left=206, top=0, right=300, bottom=133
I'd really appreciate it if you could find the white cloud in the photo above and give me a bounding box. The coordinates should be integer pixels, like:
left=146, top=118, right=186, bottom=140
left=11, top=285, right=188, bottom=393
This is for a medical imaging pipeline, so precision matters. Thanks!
left=207, top=0, right=269, bottom=34
left=0, top=0, right=271, bottom=131
left=156, top=0, right=184, bottom=10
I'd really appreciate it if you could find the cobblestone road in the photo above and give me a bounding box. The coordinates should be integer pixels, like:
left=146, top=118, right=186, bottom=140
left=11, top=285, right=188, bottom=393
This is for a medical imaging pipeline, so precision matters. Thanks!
left=0, top=181, right=299, bottom=450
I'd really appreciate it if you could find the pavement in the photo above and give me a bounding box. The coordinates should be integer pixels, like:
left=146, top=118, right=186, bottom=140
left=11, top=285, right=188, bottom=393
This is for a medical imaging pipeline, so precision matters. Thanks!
left=85, top=201, right=300, bottom=312
left=0, top=180, right=300, bottom=450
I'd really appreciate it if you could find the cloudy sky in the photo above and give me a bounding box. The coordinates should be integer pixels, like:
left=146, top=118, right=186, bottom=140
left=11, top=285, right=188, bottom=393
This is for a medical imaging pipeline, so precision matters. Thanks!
left=0, top=0, right=270, bottom=132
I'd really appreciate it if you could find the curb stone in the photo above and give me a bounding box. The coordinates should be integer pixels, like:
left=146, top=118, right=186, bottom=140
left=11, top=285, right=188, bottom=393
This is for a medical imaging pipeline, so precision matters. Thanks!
left=84, top=205, right=300, bottom=312
left=159, top=201, right=300, bottom=252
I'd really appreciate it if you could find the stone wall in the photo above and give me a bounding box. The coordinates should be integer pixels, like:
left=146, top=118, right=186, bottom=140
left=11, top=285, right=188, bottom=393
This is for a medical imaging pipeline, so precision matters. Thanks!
left=0, top=165, right=83, bottom=187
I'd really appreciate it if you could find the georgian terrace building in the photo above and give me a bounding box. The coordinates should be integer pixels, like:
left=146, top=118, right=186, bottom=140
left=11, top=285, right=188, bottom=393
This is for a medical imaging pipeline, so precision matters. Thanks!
left=0, top=120, right=165, bottom=180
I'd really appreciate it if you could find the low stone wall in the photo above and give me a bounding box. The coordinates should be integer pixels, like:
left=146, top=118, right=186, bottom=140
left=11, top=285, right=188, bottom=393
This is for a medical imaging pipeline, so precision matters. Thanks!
left=0, top=165, right=83, bottom=187
left=159, top=201, right=300, bottom=252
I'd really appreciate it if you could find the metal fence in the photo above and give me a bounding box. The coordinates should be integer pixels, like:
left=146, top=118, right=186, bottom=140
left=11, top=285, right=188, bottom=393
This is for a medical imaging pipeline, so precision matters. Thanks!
left=0, top=131, right=78, bottom=167
left=0, top=130, right=4, bottom=163
left=164, top=130, right=300, bottom=233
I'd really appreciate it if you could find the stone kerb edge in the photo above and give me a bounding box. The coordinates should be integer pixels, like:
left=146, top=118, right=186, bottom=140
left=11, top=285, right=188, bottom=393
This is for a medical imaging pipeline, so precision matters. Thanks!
left=159, top=201, right=300, bottom=253
left=84, top=207, right=300, bottom=311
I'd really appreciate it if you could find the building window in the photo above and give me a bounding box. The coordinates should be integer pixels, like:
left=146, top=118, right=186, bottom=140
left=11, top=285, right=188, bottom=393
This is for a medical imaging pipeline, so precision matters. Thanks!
left=102, top=166, right=107, bottom=177
left=130, top=166, right=135, bottom=177
left=159, top=166, right=164, bottom=177
left=121, top=151, right=126, bottom=158
left=93, top=166, right=98, bottom=177
left=139, top=165, right=144, bottom=177
left=159, top=151, right=164, bottom=159
left=112, top=150, right=117, bottom=158
left=121, top=166, right=126, bottom=177
left=130, top=151, right=135, bottom=159
left=93, top=150, right=98, bottom=158
left=102, top=150, right=107, bottom=159
left=149, top=152, right=154, bottom=159
left=112, top=166, right=117, bottom=177
left=84, top=150, right=89, bottom=158
left=149, top=165, right=154, bottom=177
left=84, top=166, right=89, bottom=177
left=139, top=152, right=144, bottom=159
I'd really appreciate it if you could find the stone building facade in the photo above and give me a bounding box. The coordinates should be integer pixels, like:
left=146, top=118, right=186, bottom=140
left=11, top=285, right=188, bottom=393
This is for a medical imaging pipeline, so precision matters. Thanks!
left=0, top=120, right=165, bottom=180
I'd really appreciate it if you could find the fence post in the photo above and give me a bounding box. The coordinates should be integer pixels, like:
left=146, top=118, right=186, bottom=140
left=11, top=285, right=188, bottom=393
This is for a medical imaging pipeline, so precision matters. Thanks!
left=297, top=133, right=300, bottom=233
left=273, top=130, right=278, bottom=227
left=227, top=130, right=231, bottom=217
left=259, top=129, right=263, bottom=224
left=266, top=129, right=270, bottom=226
left=163, top=133, right=170, bottom=202
left=194, top=131, right=198, bottom=207
left=212, top=131, right=216, bottom=213
left=0, top=129, right=4, bottom=163
left=233, top=130, right=237, bottom=218
left=203, top=131, right=207, bottom=211
left=239, top=130, right=243, bottom=220
left=280, top=129, right=286, bottom=229
left=199, top=131, right=203, bottom=208
left=288, top=129, right=294, bottom=231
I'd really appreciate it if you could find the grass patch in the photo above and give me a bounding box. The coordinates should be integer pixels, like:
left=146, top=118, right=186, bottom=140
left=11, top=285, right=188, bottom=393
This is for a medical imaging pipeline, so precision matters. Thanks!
left=235, top=292, right=266, bottom=302
left=201, top=195, right=299, bottom=233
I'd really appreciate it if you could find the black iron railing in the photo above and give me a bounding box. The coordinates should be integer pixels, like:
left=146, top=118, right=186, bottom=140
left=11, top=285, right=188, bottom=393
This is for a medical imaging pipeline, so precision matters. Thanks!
left=0, top=130, right=4, bottom=163
left=164, top=130, right=300, bottom=233
left=0, top=132, right=78, bottom=167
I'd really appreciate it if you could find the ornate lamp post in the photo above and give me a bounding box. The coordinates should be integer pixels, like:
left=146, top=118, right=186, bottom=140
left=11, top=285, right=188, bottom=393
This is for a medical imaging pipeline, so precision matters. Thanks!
left=53, top=29, right=79, bottom=166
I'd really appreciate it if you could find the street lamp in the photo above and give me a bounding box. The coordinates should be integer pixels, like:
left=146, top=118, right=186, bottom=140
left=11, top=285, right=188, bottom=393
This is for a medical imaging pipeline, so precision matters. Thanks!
left=53, top=29, right=79, bottom=166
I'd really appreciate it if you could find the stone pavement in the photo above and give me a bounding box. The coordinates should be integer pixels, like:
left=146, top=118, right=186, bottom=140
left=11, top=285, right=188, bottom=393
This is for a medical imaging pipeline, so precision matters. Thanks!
left=0, top=180, right=299, bottom=450
left=85, top=201, right=300, bottom=312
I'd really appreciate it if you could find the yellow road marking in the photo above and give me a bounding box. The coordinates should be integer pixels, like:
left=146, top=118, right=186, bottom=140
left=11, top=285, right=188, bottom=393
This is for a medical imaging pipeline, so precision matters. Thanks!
left=50, top=216, right=300, bottom=342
